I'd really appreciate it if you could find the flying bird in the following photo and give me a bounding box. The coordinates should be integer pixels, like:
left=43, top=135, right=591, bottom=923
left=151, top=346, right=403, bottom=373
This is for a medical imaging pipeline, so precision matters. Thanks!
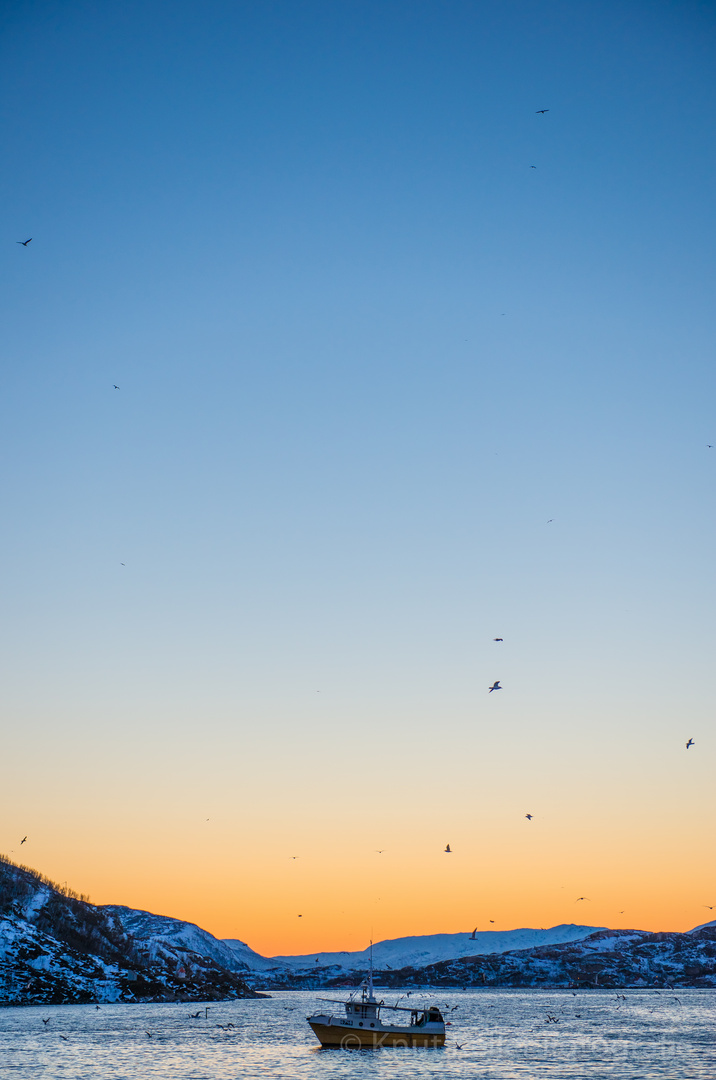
left=469, top=927, right=477, bottom=939
left=16, top=238, right=32, bottom=246
left=42, top=1018, right=50, bottom=1025
left=489, top=919, right=495, bottom=923
left=59, top=1035, right=68, bottom=1041
left=686, top=738, right=695, bottom=749
left=530, top=165, right=537, bottom=168
left=703, top=905, right=714, bottom=910
left=375, top=849, right=385, bottom=854
left=489, top=681, right=502, bottom=692
left=535, top=109, right=549, bottom=114
left=547, top=519, right=554, bottom=523
left=445, top=844, right=452, bottom=853
left=575, top=897, right=590, bottom=902
left=298, top=914, right=302, bottom=917
left=493, top=637, right=503, bottom=642
left=113, top=385, right=120, bottom=390
left=525, top=814, right=533, bottom=821
left=189, top=1011, right=202, bottom=1019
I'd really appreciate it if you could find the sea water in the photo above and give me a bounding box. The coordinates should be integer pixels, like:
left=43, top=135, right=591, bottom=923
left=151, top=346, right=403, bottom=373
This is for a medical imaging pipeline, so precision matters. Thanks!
left=0, top=988, right=713, bottom=1079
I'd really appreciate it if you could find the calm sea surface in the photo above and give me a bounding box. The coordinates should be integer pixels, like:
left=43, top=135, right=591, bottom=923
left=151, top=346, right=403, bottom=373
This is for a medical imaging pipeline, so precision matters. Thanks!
left=0, top=989, right=713, bottom=1079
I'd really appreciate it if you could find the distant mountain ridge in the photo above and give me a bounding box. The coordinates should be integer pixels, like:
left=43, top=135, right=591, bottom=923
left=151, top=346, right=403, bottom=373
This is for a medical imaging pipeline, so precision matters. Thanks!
left=358, top=925, right=716, bottom=990
left=227, top=924, right=607, bottom=974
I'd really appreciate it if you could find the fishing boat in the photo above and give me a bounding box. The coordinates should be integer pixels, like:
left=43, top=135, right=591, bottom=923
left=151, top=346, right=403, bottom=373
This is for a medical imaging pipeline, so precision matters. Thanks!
left=306, top=951, right=446, bottom=1048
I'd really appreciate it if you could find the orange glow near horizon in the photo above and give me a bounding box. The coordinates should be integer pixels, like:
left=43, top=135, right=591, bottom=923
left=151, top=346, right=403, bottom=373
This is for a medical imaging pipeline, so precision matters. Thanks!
left=3, top=717, right=713, bottom=956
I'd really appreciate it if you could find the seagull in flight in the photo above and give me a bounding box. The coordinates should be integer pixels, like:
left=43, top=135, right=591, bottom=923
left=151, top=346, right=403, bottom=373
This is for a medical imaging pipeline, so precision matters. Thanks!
left=42, top=1018, right=50, bottom=1025
left=525, top=814, right=533, bottom=821
left=489, top=681, right=502, bottom=692
left=703, top=905, right=714, bottom=910
left=535, top=109, right=549, bottom=114
left=686, top=738, right=695, bottom=749
left=375, top=849, right=386, bottom=854
left=575, top=897, right=590, bottom=902
left=445, top=843, right=452, bottom=853
left=493, top=637, right=503, bottom=642
left=20, top=836, right=27, bottom=844
left=16, top=238, right=32, bottom=246
left=113, top=385, right=120, bottom=390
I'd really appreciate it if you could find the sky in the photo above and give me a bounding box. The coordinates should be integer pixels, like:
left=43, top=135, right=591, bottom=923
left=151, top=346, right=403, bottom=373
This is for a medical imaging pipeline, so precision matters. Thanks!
left=1, top=0, right=715, bottom=957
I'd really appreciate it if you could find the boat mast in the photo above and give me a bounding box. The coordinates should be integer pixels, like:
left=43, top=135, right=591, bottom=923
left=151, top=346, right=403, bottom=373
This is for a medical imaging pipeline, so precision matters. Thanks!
left=367, top=939, right=375, bottom=1001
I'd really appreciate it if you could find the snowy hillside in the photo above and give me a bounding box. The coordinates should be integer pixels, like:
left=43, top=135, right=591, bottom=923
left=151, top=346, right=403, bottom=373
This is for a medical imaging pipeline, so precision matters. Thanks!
left=257, top=924, right=605, bottom=974
left=348, top=927, right=716, bottom=989
left=0, top=857, right=262, bottom=1005
left=690, top=919, right=716, bottom=932
left=104, top=906, right=254, bottom=975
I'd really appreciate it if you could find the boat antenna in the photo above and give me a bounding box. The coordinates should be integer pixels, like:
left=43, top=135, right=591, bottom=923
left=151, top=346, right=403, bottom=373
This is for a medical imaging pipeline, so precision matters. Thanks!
left=368, top=939, right=375, bottom=1000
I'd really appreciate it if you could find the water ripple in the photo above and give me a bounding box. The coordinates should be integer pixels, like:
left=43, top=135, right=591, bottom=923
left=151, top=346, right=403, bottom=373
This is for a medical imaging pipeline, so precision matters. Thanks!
left=0, top=988, right=713, bottom=1079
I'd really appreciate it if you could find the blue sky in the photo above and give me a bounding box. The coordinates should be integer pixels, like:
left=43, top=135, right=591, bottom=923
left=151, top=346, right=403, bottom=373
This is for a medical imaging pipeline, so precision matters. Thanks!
left=1, top=0, right=715, bottom=945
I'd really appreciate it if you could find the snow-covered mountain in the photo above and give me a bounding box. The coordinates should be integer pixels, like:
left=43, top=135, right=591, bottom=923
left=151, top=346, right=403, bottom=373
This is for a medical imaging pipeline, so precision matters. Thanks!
left=373, top=925, right=716, bottom=989
left=0, top=857, right=261, bottom=1005
left=104, top=906, right=252, bottom=975
left=228, top=924, right=606, bottom=974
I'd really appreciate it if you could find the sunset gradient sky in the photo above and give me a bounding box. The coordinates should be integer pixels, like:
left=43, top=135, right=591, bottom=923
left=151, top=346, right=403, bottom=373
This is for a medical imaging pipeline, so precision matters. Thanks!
left=1, top=0, right=715, bottom=956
